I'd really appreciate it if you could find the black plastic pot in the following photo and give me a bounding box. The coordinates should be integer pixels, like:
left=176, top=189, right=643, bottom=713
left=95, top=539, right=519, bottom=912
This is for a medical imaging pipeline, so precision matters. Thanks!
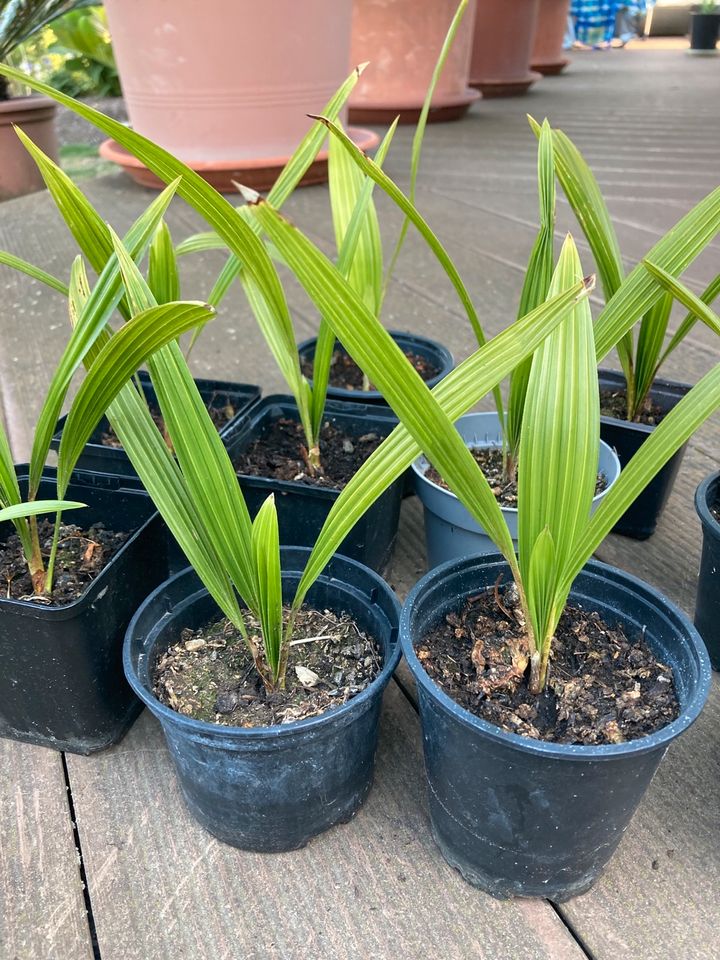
left=297, top=330, right=454, bottom=404
left=0, top=468, right=166, bottom=754
left=51, top=371, right=261, bottom=478
left=694, top=471, right=720, bottom=670
left=400, top=552, right=710, bottom=901
left=124, top=548, right=400, bottom=851
left=224, top=395, right=404, bottom=572
left=690, top=12, right=720, bottom=52
left=599, top=369, right=690, bottom=539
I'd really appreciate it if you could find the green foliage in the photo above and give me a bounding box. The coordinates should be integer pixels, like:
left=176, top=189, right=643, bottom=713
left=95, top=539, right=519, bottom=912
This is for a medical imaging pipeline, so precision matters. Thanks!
left=46, top=5, right=119, bottom=96
left=531, top=116, right=720, bottom=419
left=0, top=0, right=90, bottom=66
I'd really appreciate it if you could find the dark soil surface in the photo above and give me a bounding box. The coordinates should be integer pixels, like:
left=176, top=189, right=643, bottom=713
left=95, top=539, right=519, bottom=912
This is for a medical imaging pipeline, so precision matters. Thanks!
left=101, top=393, right=238, bottom=447
left=417, top=583, right=679, bottom=745
left=234, top=418, right=383, bottom=489
left=301, top=348, right=440, bottom=392
left=425, top=447, right=607, bottom=508
left=600, top=387, right=666, bottom=426
left=154, top=606, right=382, bottom=728
left=0, top=519, right=129, bottom=605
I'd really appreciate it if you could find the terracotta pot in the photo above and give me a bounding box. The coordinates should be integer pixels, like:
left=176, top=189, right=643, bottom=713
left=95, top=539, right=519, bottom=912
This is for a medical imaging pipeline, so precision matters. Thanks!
left=470, top=0, right=541, bottom=98
left=0, top=96, right=58, bottom=200
left=532, top=0, right=570, bottom=75
left=103, top=0, right=376, bottom=191
left=348, top=0, right=480, bottom=125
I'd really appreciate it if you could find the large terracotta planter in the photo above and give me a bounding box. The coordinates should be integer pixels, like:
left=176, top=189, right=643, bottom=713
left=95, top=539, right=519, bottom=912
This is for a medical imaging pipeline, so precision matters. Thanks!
left=348, top=0, right=480, bottom=125
left=470, top=0, right=541, bottom=98
left=532, top=0, right=570, bottom=75
left=0, top=96, right=58, bottom=200
left=102, top=0, right=376, bottom=191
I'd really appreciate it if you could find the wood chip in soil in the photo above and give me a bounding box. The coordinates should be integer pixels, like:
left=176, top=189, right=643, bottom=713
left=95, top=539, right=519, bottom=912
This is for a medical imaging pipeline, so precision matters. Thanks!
left=301, top=348, right=439, bottom=392
left=0, top=519, right=130, bottom=604
left=153, top=606, right=383, bottom=728
left=417, top=583, right=679, bottom=745
left=424, top=447, right=607, bottom=508
left=101, top=392, right=238, bottom=447
left=234, top=417, right=383, bottom=488
left=600, top=386, right=666, bottom=425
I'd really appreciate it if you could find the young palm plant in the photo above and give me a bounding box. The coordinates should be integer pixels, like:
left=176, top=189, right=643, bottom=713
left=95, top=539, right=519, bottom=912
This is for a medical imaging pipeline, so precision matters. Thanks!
left=174, top=0, right=488, bottom=475
left=531, top=116, right=720, bottom=421
left=0, top=179, right=214, bottom=596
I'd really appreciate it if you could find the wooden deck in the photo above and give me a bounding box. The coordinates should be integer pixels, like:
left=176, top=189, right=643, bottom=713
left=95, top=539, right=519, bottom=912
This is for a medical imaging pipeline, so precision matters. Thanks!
left=1, top=44, right=719, bottom=959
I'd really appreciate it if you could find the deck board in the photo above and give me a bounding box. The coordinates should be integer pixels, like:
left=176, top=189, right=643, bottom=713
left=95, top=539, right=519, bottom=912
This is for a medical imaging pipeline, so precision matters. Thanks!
left=64, top=685, right=583, bottom=960
left=0, top=742, right=93, bottom=960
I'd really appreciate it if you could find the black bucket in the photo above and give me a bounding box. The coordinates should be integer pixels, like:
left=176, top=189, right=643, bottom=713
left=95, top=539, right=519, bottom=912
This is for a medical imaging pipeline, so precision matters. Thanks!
left=0, top=468, right=166, bottom=754
left=51, top=371, right=261, bottom=477
left=690, top=12, right=720, bottom=52
left=124, top=548, right=400, bottom=851
left=297, top=330, right=454, bottom=404
left=400, top=552, right=710, bottom=901
left=694, top=470, right=720, bottom=670
left=599, top=369, right=689, bottom=539
left=224, top=395, right=404, bottom=572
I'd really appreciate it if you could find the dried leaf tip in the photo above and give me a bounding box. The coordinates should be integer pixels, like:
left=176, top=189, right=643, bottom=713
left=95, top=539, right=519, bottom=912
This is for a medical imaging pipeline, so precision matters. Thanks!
left=582, top=274, right=596, bottom=293
left=234, top=183, right=262, bottom=205
left=356, top=61, right=370, bottom=77
left=307, top=113, right=331, bottom=129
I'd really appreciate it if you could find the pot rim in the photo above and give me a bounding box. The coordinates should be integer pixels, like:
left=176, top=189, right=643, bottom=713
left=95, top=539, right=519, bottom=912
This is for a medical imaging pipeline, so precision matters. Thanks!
left=297, top=329, right=455, bottom=399
left=598, top=368, right=691, bottom=435
left=0, top=468, right=156, bottom=619
left=124, top=549, right=401, bottom=740
left=400, top=552, right=711, bottom=760
left=411, top=410, right=622, bottom=515
left=695, top=470, right=720, bottom=535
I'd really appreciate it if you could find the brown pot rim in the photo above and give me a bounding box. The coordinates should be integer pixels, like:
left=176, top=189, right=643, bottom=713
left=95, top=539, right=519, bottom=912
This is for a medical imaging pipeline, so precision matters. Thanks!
left=0, top=94, right=57, bottom=127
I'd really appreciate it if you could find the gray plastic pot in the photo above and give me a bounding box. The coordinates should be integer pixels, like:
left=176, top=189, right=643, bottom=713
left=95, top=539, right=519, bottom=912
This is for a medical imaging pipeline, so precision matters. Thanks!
left=400, top=553, right=711, bottom=900
left=412, top=411, right=622, bottom=568
left=124, top=548, right=400, bottom=851
left=694, top=470, right=720, bottom=670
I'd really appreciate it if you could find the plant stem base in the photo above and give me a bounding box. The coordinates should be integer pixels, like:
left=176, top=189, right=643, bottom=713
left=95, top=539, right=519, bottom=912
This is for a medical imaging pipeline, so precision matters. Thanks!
left=348, top=89, right=480, bottom=125
left=99, top=127, right=380, bottom=192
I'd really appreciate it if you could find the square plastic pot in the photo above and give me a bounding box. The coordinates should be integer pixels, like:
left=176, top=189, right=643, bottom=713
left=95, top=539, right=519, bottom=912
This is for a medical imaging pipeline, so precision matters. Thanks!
left=599, top=370, right=690, bottom=540
left=223, top=395, right=404, bottom=573
left=51, top=371, right=261, bottom=478
left=0, top=468, right=167, bottom=754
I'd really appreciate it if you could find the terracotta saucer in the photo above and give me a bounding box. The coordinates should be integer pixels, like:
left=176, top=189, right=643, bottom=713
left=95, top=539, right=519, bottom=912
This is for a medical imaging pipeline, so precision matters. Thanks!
left=349, top=88, right=481, bottom=125
left=99, top=127, right=380, bottom=193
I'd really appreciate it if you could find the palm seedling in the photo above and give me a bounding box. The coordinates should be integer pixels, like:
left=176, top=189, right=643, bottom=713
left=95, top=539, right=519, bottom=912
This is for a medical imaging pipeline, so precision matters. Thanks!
left=531, top=115, right=720, bottom=423
left=174, top=0, right=483, bottom=476
left=0, top=179, right=214, bottom=597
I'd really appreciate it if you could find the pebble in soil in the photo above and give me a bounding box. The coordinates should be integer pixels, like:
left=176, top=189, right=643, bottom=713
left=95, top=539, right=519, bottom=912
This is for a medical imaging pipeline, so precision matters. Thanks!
left=417, top=582, right=679, bottom=745
left=710, top=498, right=720, bottom=524
left=234, top=418, right=384, bottom=489
left=0, top=519, right=130, bottom=604
left=153, top=606, right=383, bottom=728
left=301, top=348, right=440, bottom=392
left=600, top=387, right=666, bottom=426
left=100, top=392, right=238, bottom=448
left=424, top=447, right=607, bottom=509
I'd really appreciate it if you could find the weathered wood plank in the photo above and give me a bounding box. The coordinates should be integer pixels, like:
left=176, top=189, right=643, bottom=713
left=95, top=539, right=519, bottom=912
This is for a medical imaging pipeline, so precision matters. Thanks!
left=0, top=740, right=93, bottom=960
left=557, top=674, right=720, bottom=960
left=64, top=684, right=584, bottom=960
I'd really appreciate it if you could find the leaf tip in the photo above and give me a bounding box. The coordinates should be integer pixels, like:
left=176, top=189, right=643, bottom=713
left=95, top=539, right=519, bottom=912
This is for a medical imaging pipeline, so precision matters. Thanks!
left=234, top=182, right=262, bottom=205
left=356, top=61, right=370, bottom=77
